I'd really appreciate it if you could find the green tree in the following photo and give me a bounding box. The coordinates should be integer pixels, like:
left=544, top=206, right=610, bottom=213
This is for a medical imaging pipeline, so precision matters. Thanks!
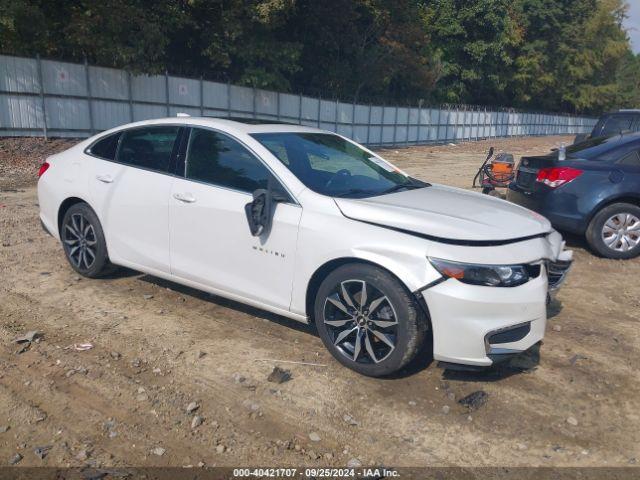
left=420, top=0, right=522, bottom=105
left=0, top=0, right=636, bottom=113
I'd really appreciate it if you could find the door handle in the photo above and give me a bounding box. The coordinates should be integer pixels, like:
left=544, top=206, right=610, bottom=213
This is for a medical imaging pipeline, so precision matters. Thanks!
left=96, top=174, right=114, bottom=184
left=173, top=192, right=197, bottom=203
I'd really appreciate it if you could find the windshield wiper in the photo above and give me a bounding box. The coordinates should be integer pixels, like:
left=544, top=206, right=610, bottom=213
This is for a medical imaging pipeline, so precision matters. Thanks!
left=333, top=189, right=374, bottom=198
left=380, top=179, right=428, bottom=195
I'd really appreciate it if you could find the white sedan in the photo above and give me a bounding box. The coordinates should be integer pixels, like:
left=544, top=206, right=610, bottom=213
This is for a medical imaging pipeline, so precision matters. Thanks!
left=37, top=116, right=572, bottom=376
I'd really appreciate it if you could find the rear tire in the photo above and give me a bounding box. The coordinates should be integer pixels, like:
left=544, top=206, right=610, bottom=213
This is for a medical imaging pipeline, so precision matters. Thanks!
left=60, top=203, right=114, bottom=277
left=586, top=203, right=640, bottom=259
left=314, top=263, right=427, bottom=377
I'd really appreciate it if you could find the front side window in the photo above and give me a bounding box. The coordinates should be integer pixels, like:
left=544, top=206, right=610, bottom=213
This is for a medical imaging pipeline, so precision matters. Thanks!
left=185, top=128, right=274, bottom=193
left=89, top=132, right=121, bottom=160
left=251, top=132, right=425, bottom=198
left=117, top=126, right=180, bottom=172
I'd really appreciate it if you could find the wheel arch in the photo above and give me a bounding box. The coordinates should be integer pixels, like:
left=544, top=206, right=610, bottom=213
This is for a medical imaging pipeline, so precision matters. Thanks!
left=586, top=195, right=640, bottom=226
left=304, top=256, right=430, bottom=324
left=57, top=196, right=93, bottom=235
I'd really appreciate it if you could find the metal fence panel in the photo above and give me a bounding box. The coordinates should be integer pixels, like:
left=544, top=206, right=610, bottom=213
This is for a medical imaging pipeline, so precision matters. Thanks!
left=169, top=106, right=201, bottom=117
left=229, top=84, right=252, bottom=114
left=169, top=76, right=200, bottom=107
left=92, top=100, right=130, bottom=131
left=131, top=74, right=166, bottom=104
left=45, top=97, right=90, bottom=130
left=0, top=94, right=43, bottom=131
left=133, top=103, right=167, bottom=122
left=203, top=81, right=227, bottom=110
left=41, top=59, right=87, bottom=96
left=0, top=56, right=39, bottom=93
left=0, top=54, right=597, bottom=144
left=256, top=89, right=278, bottom=118
left=89, top=66, right=128, bottom=100
left=280, top=93, right=300, bottom=120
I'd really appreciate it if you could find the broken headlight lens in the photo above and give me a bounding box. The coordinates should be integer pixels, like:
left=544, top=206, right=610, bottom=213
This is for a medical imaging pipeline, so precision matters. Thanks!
left=429, top=258, right=537, bottom=287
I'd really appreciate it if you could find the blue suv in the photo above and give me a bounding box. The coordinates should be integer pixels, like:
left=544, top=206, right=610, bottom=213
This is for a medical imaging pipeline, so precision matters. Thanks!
left=508, top=133, right=640, bottom=259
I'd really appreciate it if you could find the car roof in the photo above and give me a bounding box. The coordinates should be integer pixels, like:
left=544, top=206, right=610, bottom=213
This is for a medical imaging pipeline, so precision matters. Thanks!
left=600, top=110, right=640, bottom=117
left=105, top=116, right=326, bottom=136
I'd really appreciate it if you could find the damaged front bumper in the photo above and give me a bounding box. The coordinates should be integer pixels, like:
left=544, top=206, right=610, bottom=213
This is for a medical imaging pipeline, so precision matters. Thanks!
left=421, top=237, right=573, bottom=369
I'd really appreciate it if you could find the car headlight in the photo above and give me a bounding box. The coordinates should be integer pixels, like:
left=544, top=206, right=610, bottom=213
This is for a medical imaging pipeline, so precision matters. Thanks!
left=429, top=257, right=538, bottom=287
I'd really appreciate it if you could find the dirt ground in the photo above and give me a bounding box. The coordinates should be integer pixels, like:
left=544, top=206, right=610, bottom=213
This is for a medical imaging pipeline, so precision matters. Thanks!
left=0, top=134, right=639, bottom=469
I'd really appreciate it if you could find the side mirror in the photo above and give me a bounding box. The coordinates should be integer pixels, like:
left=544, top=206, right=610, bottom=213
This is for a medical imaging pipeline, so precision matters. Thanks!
left=244, top=178, right=290, bottom=237
left=244, top=188, right=273, bottom=237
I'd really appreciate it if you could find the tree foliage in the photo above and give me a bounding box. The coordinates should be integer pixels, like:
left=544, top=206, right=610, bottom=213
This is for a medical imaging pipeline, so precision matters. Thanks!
left=0, top=0, right=637, bottom=114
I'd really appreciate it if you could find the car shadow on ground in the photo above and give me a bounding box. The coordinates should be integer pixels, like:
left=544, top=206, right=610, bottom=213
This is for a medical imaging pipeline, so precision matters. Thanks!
left=109, top=269, right=557, bottom=381
left=547, top=297, right=563, bottom=319
left=137, top=274, right=317, bottom=337
left=561, top=230, right=592, bottom=252
left=100, top=266, right=140, bottom=280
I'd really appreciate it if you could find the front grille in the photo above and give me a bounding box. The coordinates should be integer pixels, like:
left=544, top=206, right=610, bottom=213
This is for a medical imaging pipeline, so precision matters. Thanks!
left=547, top=259, right=572, bottom=291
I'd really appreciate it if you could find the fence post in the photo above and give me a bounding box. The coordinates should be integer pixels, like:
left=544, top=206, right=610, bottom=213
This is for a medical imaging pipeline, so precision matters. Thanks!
left=165, top=70, right=170, bottom=116
left=199, top=76, right=204, bottom=116
left=36, top=54, right=48, bottom=140
left=276, top=91, right=281, bottom=121
left=405, top=104, right=411, bottom=146
left=299, top=93, right=303, bottom=125
left=352, top=99, right=356, bottom=140
left=317, top=95, right=321, bottom=128
left=393, top=105, right=399, bottom=146
left=454, top=106, right=459, bottom=143
left=127, top=72, right=134, bottom=122
left=84, top=58, right=94, bottom=135
left=252, top=86, right=257, bottom=119
left=484, top=107, right=488, bottom=139
left=334, top=98, right=339, bottom=133
left=436, top=107, right=442, bottom=144
left=417, top=100, right=423, bottom=145
left=366, top=103, right=372, bottom=146
left=474, top=107, right=479, bottom=141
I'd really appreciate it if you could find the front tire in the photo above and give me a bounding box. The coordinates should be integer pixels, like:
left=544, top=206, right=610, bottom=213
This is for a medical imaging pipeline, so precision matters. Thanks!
left=586, top=203, right=640, bottom=259
left=60, top=203, right=113, bottom=277
left=314, top=263, right=427, bottom=377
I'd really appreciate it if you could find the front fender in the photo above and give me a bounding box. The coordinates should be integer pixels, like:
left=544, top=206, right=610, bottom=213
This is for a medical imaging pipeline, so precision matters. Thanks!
left=290, top=209, right=439, bottom=317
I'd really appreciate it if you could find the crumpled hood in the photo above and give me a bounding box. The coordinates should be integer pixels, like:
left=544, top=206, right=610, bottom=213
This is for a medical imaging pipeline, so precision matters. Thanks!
left=335, top=184, right=552, bottom=242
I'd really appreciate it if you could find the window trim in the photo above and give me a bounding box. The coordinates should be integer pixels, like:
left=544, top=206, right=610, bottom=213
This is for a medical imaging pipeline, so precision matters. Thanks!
left=84, top=124, right=186, bottom=178
left=180, top=126, right=299, bottom=206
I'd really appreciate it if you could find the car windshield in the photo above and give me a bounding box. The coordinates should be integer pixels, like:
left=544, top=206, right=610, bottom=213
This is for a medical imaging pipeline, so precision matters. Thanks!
left=251, top=132, right=427, bottom=198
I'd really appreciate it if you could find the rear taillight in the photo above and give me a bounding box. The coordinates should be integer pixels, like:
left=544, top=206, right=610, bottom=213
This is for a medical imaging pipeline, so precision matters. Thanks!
left=38, top=162, right=50, bottom=177
left=536, top=167, right=583, bottom=188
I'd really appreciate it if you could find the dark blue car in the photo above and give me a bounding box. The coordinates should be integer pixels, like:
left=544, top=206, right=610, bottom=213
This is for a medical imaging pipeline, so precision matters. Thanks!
left=507, top=133, right=640, bottom=259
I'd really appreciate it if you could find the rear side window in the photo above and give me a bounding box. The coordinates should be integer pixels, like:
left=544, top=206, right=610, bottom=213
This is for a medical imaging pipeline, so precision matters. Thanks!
left=617, top=150, right=640, bottom=167
left=185, top=128, right=273, bottom=193
left=117, top=126, right=180, bottom=173
left=88, top=132, right=121, bottom=160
